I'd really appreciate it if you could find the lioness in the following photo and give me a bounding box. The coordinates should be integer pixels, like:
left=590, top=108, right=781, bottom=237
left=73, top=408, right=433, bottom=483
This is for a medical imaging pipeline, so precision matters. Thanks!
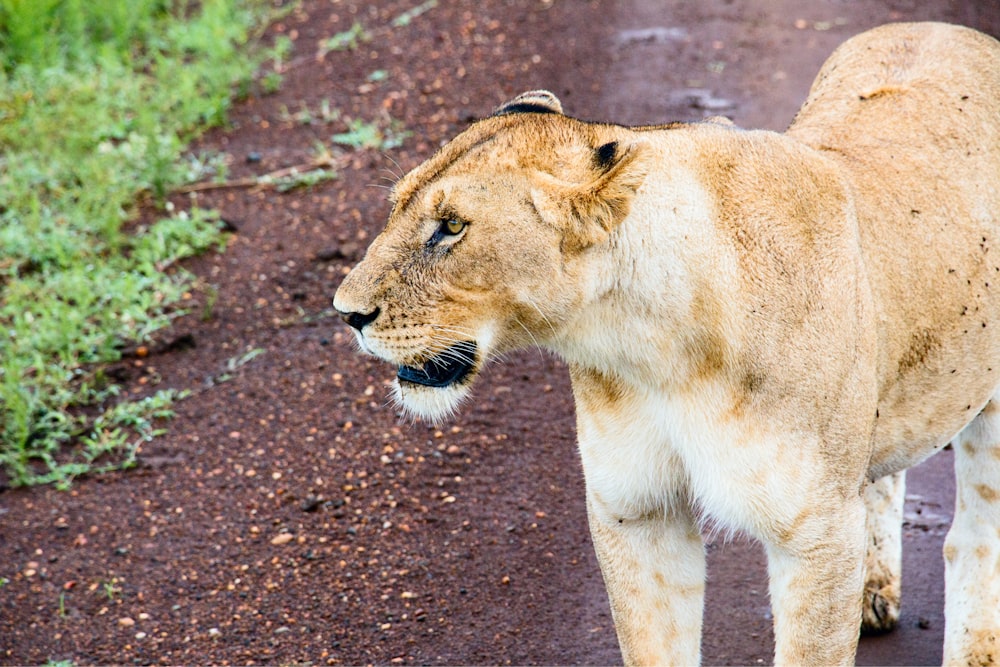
left=334, top=22, right=1000, bottom=665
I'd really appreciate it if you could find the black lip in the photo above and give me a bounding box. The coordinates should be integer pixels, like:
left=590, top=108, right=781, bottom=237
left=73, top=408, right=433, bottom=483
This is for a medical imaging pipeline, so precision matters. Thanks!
left=397, top=341, right=477, bottom=388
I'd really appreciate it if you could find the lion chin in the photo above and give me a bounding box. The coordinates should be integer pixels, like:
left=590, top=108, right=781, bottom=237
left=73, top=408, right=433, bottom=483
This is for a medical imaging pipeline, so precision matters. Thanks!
left=391, top=378, right=473, bottom=423
left=390, top=339, right=479, bottom=422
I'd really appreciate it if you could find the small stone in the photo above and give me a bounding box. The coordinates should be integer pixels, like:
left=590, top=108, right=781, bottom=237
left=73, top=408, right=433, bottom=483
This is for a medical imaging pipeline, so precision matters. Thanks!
left=501, top=575, right=511, bottom=585
left=271, top=533, right=294, bottom=545
left=118, top=617, right=135, bottom=627
left=246, top=151, right=262, bottom=163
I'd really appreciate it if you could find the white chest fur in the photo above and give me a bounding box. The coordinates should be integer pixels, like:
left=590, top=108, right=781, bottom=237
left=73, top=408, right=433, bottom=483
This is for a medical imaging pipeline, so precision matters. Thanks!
left=572, top=376, right=823, bottom=544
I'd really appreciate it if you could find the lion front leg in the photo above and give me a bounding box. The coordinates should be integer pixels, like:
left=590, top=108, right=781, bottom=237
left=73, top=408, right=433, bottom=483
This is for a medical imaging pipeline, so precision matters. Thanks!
left=861, top=470, right=905, bottom=634
left=943, top=399, right=1000, bottom=666
left=765, top=496, right=867, bottom=666
left=587, top=492, right=705, bottom=666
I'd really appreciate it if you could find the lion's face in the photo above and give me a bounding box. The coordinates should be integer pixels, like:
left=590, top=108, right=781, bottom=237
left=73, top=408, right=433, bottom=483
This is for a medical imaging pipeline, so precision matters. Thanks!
left=333, top=91, right=645, bottom=420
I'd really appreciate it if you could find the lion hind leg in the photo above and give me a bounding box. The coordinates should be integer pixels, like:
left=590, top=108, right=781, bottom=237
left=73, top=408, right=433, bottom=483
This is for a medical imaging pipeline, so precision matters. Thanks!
left=944, top=398, right=1000, bottom=666
left=860, top=470, right=905, bottom=635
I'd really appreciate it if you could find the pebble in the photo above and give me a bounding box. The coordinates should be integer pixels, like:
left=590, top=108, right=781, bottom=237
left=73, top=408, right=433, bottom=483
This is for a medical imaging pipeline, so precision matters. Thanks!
left=118, top=617, right=135, bottom=627
left=271, top=533, right=295, bottom=545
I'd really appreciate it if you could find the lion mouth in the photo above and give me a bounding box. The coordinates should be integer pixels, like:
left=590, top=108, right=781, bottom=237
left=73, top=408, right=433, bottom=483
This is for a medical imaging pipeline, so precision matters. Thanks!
left=397, top=341, right=478, bottom=388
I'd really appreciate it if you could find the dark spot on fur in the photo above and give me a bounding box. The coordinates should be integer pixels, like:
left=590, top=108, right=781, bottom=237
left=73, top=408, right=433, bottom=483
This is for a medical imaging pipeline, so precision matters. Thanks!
left=741, top=370, right=766, bottom=394
left=898, top=328, right=939, bottom=374
left=594, top=141, right=618, bottom=170
left=569, top=366, right=628, bottom=406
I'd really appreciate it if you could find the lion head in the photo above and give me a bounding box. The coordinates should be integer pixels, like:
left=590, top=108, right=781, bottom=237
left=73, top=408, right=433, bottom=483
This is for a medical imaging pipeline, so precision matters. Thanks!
left=333, top=91, right=648, bottom=420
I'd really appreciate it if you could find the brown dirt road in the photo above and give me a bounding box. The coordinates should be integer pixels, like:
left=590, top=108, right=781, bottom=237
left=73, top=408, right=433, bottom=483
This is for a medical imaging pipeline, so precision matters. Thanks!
left=2, top=1, right=997, bottom=664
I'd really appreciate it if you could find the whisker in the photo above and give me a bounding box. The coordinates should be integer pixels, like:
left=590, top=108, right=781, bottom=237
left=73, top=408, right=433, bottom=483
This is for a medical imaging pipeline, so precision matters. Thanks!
left=522, top=294, right=559, bottom=339
left=382, top=155, right=405, bottom=181
left=512, top=316, right=541, bottom=349
left=430, top=324, right=478, bottom=337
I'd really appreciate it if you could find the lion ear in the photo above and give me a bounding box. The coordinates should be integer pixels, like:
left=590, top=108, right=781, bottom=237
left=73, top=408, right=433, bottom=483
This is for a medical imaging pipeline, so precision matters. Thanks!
left=534, top=141, right=647, bottom=250
left=493, top=90, right=564, bottom=116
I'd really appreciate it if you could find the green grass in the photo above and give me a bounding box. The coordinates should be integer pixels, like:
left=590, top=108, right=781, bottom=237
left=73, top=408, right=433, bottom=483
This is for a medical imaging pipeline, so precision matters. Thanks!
left=332, top=117, right=411, bottom=151
left=319, top=21, right=371, bottom=54
left=0, top=0, right=285, bottom=488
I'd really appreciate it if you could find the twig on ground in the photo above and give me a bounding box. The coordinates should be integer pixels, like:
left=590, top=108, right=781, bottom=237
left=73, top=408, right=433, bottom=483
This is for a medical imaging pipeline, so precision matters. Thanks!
left=174, top=154, right=342, bottom=193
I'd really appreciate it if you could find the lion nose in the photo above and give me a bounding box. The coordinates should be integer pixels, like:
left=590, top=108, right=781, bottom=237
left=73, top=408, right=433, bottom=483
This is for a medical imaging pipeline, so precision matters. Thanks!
left=338, top=306, right=380, bottom=331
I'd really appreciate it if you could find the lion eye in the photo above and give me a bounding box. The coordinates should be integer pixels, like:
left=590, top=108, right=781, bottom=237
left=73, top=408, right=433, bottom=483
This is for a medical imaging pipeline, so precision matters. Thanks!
left=426, top=217, right=467, bottom=248
left=442, top=218, right=465, bottom=235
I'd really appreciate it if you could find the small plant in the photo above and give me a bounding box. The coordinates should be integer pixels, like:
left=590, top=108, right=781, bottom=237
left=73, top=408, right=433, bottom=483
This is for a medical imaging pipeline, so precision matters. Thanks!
left=176, top=152, right=231, bottom=187
left=210, top=348, right=266, bottom=385
left=201, top=284, right=219, bottom=322
left=391, top=0, right=439, bottom=27
left=320, top=22, right=371, bottom=54
left=332, top=117, right=411, bottom=151
left=278, top=99, right=341, bottom=126
left=260, top=70, right=283, bottom=94
left=261, top=33, right=293, bottom=94
left=102, top=579, right=120, bottom=601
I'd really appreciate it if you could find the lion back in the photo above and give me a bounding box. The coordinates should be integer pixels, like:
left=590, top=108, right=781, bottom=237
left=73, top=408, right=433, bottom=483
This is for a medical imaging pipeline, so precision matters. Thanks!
left=788, top=22, right=1000, bottom=153
left=786, top=22, right=1000, bottom=470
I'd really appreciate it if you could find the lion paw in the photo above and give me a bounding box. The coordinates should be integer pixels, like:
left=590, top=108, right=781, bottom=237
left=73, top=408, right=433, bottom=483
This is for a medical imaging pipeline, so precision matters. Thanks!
left=860, top=584, right=900, bottom=635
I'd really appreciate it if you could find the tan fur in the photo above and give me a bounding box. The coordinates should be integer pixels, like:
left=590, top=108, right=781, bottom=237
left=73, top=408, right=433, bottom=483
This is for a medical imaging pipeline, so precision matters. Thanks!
left=334, top=23, right=1000, bottom=665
